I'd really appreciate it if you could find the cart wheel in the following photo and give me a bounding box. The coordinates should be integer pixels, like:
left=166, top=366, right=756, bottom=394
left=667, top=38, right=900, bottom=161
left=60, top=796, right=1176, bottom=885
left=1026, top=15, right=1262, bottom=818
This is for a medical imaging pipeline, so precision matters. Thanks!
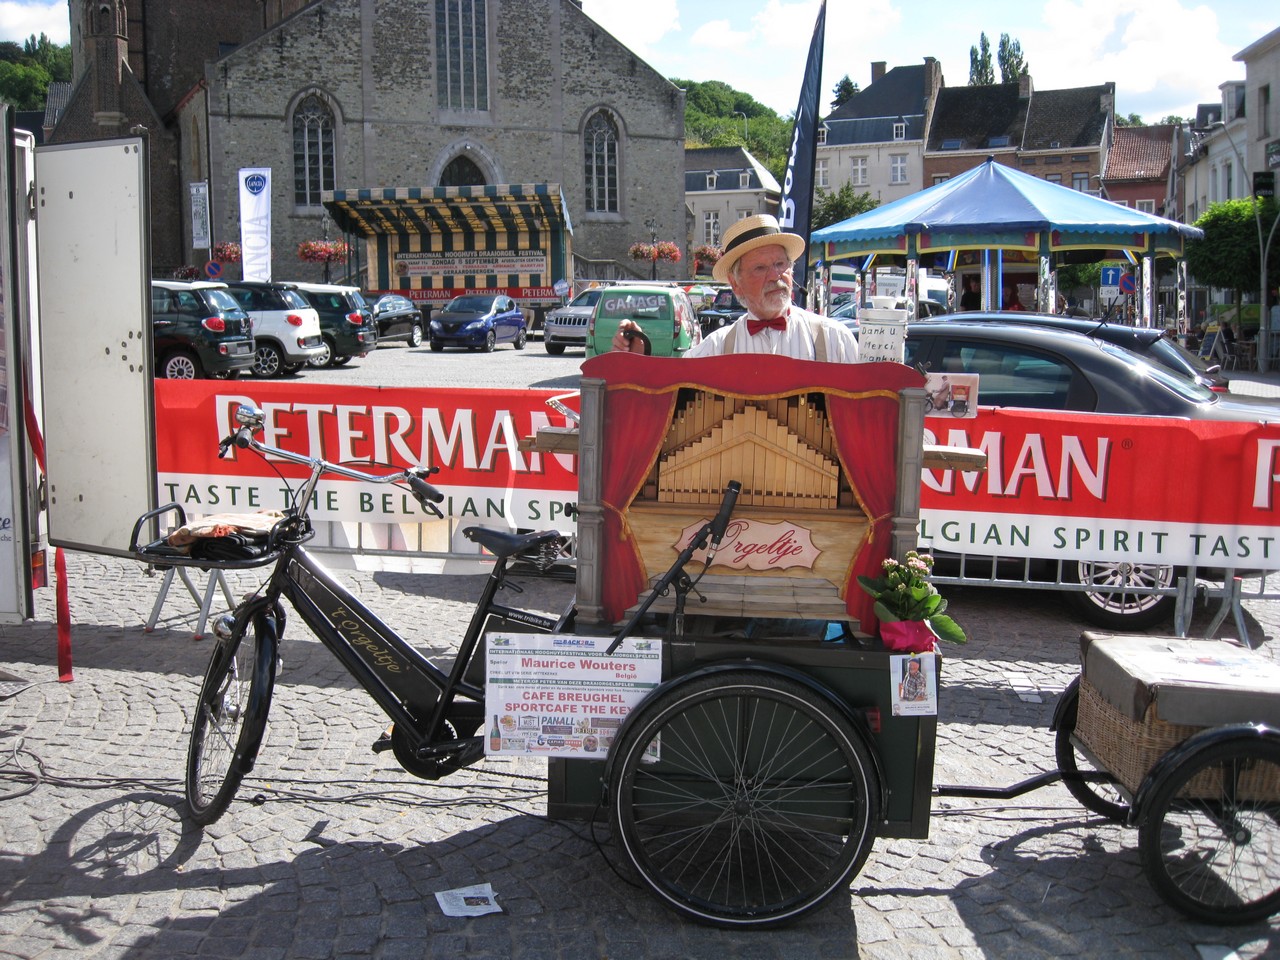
left=1138, top=733, right=1280, bottom=924
left=1054, top=678, right=1129, bottom=822
left=608, top=669, right=880, bottom=928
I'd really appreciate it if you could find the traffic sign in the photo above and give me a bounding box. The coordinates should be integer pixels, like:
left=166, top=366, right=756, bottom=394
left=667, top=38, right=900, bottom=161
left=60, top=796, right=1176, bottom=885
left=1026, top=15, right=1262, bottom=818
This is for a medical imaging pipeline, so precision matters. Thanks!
left=1099, top=286, right=1120, bottom=302
left=1118, top=272, right=1137, bottom=295
left=205, top=260, right=222, bottom=279
left=1100, top=266, right=1122, bottom=287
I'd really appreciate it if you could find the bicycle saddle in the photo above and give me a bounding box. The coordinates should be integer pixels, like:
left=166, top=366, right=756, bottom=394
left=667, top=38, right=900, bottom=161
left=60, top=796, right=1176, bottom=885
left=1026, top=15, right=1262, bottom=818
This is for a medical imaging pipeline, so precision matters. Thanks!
left=463, top=526, right=562, bottom=559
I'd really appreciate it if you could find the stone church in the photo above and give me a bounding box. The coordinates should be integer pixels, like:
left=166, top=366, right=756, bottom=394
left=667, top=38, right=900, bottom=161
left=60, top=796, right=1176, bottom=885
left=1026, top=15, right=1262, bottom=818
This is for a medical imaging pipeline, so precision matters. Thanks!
left=48, top=0, right=687, bottom=285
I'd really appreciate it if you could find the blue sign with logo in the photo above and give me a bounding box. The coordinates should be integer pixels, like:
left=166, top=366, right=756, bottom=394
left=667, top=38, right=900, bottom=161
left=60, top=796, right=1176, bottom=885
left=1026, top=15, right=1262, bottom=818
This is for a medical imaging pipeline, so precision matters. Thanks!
left=205, top=260, right=222, bottom=278
left=1119, top=272, right=1137, bottom=295
left=243, top=173, right=267, bottom=195
left=1100, top=266, right=1122, bottom=287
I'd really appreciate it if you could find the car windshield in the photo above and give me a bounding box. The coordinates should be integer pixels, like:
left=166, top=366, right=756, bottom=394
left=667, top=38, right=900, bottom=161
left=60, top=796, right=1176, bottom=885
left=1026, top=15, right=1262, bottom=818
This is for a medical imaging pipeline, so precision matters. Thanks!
left=572, top=290, right=602, bottom=307
left=1096, top=340, right=1216, bottom=403
left=446, top=295, right=495, bottom=312
left=349, top=291, right=368, bottom=308
left=205, top=289, right=242, bottom=312
left=597, top=292, right=672, bottom=324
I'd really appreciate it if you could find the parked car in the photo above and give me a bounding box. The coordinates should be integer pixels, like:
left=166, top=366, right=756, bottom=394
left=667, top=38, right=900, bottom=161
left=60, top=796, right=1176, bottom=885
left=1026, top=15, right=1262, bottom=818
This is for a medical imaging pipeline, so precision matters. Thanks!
left=955, top=311, right=1230, bottom=391
left=585, top=285, right=701, bottom=359
left=543, top=289, right=604, bottom=354
left=150, top=280, right=256, bottom=379
left=370, top=294, right=424, bottom=347
left=292, top=282, right=379, bottom=366
left=224, top=281, right=325, bottom=376
left=428, top=294, right=527, bottom=352
left=696, top=288, right=746, bottom=336
left=905, top=319, right=1278, bottom=628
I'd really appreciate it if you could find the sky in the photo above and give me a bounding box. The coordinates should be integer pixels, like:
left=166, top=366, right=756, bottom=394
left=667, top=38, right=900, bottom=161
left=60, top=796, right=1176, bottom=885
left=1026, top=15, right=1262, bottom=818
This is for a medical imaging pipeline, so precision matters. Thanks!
left=1, top=0, right=1273, bottom=123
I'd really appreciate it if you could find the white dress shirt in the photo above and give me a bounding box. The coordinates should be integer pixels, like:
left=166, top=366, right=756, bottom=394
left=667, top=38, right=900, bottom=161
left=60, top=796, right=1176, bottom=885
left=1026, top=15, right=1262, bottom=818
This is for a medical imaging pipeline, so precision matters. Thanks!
left=687, top=306, right=860, bottom=362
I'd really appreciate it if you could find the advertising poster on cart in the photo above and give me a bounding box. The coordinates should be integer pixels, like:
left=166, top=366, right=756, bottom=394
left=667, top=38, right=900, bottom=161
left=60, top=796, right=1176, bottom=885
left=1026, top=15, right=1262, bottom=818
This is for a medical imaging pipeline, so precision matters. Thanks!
left=484, top=633, right=661, bottom=758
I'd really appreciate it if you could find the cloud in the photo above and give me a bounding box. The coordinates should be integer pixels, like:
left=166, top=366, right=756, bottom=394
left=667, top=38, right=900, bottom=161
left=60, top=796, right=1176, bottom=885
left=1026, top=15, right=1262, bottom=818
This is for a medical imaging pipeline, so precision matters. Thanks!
left=0, top=2, right=70, bottom=45
left=579, top=0, right=683, bottom=60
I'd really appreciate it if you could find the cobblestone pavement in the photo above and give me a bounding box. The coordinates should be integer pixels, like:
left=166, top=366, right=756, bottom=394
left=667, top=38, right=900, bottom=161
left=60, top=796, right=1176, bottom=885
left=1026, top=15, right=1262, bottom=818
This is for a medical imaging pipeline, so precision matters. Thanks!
left=1, top=549, right=1277, bottom=960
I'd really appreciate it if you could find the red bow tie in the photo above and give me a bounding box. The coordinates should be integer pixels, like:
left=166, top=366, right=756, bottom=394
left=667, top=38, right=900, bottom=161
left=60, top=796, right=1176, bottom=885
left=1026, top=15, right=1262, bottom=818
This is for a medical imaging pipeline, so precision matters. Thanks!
left=747, top=315, right=788, bottom=336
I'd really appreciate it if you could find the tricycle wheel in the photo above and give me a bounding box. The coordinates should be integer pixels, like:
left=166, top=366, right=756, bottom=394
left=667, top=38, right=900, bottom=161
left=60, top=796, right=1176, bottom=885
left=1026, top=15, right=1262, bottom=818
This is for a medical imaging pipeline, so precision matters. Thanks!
left=608, top=669, right=879, bottom=928
left=1138, top=734, right=1280, bottom=924
left=1054, top=678, right=1129, bottom=822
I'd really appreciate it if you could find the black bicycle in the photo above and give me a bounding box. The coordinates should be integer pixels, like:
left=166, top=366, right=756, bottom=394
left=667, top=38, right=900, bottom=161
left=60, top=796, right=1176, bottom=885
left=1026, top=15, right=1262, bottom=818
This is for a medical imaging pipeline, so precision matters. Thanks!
left=131, top=403, right=578, bottom=825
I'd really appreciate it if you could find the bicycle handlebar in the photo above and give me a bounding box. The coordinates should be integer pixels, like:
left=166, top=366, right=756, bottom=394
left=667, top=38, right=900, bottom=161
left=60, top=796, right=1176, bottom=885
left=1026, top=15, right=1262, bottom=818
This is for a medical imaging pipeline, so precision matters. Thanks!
left=221, top=421, right=446, bottom=518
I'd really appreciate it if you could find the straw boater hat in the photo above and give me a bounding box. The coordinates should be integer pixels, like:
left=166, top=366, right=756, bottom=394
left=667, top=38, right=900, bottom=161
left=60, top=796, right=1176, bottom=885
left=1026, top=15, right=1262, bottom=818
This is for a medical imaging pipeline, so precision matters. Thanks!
left=712, top=214, right=807, bottom=283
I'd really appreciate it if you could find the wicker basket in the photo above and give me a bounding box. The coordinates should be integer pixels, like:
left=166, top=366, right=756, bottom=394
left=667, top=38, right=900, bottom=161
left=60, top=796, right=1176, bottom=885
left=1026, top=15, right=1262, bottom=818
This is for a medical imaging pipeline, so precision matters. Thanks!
left=1074, top=677, right=1280, bottom=800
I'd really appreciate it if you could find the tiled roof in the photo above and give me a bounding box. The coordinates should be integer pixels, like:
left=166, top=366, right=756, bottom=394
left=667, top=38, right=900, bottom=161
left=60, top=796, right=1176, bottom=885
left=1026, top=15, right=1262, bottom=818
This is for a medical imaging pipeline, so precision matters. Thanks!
left=1021, top=84, right=1111, bottom=150
left=1105, top=125, right=1175, bottom=181
left=827, top=64, right=927, bottom=121
left=927, top=83, right=1027, bottom=150
left=824, top=114, right=925, bottom=147
left=43, top=81, right=72, bottom=128
left=684, top=146, right=780, bottom=193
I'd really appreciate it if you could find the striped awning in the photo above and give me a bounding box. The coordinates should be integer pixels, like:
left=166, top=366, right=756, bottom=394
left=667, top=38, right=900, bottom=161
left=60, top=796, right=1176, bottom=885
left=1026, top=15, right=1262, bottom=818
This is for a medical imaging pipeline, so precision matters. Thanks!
left=322, top=183, right=572, bottom=238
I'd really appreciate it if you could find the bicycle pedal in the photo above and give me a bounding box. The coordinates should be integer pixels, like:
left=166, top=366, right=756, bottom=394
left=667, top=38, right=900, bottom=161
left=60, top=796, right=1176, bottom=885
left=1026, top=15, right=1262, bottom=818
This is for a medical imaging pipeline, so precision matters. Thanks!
left=372, top=723, right=395, bottom=753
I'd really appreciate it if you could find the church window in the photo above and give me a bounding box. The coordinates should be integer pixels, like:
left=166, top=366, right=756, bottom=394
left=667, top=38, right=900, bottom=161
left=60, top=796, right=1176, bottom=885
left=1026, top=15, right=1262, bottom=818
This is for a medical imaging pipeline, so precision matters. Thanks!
left=436, top=0, right=489, bottom=111
left=441, top=156, right=485, bottom=186
left=584, top=112, right=619, bottom=213
left=292, top=94, right=335, bottom=207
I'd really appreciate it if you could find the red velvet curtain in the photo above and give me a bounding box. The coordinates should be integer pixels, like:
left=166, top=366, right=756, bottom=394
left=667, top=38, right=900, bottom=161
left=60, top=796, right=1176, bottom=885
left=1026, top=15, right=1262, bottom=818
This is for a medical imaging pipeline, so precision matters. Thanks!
left=581, top=354, right=923, bottom=625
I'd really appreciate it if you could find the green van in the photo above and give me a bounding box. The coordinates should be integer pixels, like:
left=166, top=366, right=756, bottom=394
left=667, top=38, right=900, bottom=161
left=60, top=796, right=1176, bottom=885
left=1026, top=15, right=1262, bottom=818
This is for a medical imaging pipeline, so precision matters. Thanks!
left=584, top=284, right=701, bottom=359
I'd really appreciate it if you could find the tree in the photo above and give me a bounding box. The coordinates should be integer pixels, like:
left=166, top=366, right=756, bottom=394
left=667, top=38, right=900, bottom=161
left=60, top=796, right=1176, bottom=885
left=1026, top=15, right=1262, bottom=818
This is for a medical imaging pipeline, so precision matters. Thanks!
left=672, top=77, right=794, bottom=186
left=1158, top=115, right=1185, bottom=126
left=1115, top=112, right=1144, bottom=127
left=24, top=33, right=71, bottom=82
left=969, top=33, right=994, bottom=85
left=1184, top=199, right=1280, bottom=322
left=0, top=60, right=52, bottom=110
left=811, top=183, right=878, bottom=231
left=996, top=33, right=1028, bottom=83
left=830, top=75, right=858, bottom=110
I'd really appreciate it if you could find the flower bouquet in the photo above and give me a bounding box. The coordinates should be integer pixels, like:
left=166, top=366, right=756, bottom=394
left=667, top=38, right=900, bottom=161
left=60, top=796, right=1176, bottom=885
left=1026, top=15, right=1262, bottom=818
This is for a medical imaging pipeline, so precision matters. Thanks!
left=857, top=551, right=967, bottom=651
left=212, top=241, right=242, bottom=263
left=298, top=239, right=350, bottom=263
left=628, top=240, right=683, bottom=264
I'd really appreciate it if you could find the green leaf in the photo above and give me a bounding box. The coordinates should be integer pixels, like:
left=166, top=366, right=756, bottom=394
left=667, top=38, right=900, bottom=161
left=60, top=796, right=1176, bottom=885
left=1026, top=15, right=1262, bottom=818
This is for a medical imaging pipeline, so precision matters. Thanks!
left=873, top=600, right=902, bottom=622
left=928, top=614, right=967, bottom=645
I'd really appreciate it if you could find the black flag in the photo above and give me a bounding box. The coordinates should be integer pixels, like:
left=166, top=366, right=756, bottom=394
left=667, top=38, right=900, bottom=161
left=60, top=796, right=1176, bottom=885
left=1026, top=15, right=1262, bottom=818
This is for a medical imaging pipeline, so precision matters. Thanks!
left=778, top=0, right=826, bottom=299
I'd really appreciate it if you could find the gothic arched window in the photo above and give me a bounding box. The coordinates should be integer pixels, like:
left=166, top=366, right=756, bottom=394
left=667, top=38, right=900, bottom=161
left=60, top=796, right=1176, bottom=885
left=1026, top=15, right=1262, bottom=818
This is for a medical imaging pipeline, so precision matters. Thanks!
left=440, top=156, right=486, bottom=187
left=292, top=94, right=335, bottom=207
left=583, top=112, right=619, bottom=214
left=436, top=0, right=489, bottom=111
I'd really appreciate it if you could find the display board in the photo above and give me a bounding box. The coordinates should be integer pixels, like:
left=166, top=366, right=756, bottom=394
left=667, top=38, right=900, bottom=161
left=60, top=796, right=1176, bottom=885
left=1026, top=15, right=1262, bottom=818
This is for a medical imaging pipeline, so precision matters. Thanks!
left=34, top=138, right=154, bottom=556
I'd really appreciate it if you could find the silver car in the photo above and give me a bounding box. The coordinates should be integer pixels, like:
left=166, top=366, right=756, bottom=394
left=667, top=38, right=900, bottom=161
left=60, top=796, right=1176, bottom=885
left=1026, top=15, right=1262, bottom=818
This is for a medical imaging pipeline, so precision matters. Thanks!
left=543, top=289, right=604, bottom=354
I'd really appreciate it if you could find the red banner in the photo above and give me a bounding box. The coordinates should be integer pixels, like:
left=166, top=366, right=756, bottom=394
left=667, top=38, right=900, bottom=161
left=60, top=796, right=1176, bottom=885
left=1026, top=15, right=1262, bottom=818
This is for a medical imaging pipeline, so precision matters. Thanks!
left=154, top=381, right=579, bottom=531
left=920, top=408, right=1280, bottom=569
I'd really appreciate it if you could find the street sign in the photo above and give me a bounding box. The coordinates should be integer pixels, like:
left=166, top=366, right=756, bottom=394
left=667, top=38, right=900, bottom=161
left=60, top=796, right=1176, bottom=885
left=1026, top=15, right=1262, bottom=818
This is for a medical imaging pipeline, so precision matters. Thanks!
left=1099, top=286, right=1120, bottom=302
left=1255, top=171, right=1275, bottom=199
left=1119, top=272, right=1137, bottom=295
left=205, top=260, right=222, bottom=279
left=1100, top=266, right=1122, bottom=287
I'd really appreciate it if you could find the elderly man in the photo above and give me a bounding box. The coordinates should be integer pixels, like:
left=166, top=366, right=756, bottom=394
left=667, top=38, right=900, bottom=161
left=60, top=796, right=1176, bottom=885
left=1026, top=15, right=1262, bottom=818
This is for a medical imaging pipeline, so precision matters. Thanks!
left=612, top=214, right=859, bottom=362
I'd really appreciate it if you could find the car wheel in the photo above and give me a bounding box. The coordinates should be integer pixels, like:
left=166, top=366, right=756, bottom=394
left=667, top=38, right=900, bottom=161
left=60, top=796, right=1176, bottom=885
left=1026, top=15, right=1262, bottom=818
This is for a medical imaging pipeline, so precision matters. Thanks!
left=429, top=339, right=444, bottom=352
left=331, top=355, right=352, bottom=366
left=161, top=350, right=202, bottom=379
left=482, top=330, right=496, bottom=353
left=514, top=327, right=527, bottom=350
left=408, top=324, right=423, bottom=348
left=211, top=370, right=241, bottom=381
left=253, top=343, right=284, bottom=377
left=282, top=363, right=303, bottom=375
left=309, top=339, right=333, bottom=368
left=545, top=342, right=566, bottom=355
left=1061, top=559, right=1179, bottom=629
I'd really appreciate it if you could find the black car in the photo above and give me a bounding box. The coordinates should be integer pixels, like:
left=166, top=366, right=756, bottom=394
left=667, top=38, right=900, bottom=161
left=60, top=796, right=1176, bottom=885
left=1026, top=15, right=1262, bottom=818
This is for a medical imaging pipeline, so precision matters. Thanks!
left=905, top=319, right=1280, bottom=628
left=696, top=289, right=746, bottom=336
left=371, top=294, right=424, bottom=347
left=956, top=311, right=1229, bottom=391
left=150, top=280, right=256, bottom=379
left=293, top=282, right=379, bottom=367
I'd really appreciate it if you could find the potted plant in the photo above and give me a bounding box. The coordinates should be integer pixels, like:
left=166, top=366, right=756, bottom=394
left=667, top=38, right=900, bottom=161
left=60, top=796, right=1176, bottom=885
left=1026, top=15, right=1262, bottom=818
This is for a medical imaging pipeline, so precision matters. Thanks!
left=857, top=551, right=967, bottom=652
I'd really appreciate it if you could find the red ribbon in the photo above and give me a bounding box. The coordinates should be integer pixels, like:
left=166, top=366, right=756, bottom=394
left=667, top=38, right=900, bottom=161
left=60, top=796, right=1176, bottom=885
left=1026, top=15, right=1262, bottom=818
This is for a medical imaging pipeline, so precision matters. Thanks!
left=23, top=387, right=73, bottom=682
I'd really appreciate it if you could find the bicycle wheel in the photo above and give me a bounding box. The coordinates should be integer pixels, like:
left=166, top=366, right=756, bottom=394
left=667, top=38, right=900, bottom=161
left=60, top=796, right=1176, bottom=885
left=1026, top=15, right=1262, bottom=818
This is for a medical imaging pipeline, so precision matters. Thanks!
left=1138, top=734, right=1280, bottom=924
left=185, top=611, right=277, bottom=825
left=1054, top=678, right=1129, bottom=822
left=609, top=669, right=880, bottom=928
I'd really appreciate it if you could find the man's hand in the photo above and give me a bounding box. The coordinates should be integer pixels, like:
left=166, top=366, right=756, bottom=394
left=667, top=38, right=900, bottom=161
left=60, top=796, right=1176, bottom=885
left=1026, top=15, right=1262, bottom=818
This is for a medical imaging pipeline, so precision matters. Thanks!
left=611, top=319, right=649, bottom=354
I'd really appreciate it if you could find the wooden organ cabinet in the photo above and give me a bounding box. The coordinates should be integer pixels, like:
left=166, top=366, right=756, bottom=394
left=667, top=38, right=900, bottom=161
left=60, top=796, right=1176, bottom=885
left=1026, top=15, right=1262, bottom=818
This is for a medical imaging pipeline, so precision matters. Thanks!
left=573, top=353, right=931, bottom=638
